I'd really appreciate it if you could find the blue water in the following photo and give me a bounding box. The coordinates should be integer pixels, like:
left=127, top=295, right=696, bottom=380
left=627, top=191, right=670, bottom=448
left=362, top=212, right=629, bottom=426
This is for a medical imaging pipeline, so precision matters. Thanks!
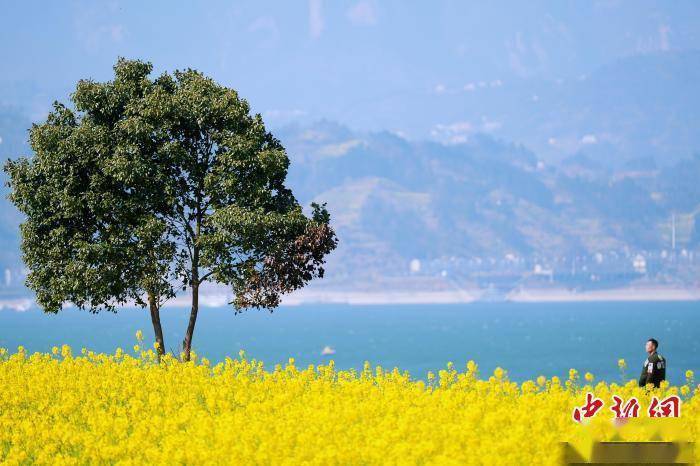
left=0, top=302, right=698, bottom=385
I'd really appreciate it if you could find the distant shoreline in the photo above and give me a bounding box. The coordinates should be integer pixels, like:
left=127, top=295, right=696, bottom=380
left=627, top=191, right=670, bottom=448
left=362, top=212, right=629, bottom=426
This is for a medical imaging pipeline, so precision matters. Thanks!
left=505, top=286, right=700, bottom=303
left=279, top=286, right=700, bottom=305
left=1, top=286, right=698, bottom=312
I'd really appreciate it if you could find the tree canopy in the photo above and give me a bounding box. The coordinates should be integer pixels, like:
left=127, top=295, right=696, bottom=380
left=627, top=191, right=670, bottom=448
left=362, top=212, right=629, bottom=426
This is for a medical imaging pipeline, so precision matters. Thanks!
left=5, top=58, right=337, bottom=358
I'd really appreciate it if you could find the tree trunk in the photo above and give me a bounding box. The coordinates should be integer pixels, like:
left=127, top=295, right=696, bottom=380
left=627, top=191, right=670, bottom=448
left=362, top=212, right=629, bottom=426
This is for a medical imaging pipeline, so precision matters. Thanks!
left=183, top=194, right=203, bottom=362
left=148, top=292, right=166, bottom=360
left=182, top=247, right=199, bottom=361
left=182, top=283, right=199, bottom=361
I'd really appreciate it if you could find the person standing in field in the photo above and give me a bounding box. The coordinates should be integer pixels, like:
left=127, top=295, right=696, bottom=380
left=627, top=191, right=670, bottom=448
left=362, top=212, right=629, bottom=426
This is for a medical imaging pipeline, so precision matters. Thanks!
left=638, top=338, right=666, bottom=388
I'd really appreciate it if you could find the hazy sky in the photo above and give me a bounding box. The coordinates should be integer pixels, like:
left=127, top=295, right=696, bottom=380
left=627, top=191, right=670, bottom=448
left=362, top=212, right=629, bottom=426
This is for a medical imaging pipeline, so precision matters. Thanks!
left=2, top=1, right=700, bottom=138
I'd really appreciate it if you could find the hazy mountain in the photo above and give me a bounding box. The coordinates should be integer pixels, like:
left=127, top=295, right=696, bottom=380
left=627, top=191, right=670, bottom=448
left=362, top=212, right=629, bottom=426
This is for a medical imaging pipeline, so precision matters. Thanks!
left=0, top=106, right=29, bottom=272
left=519, top=50, right=700, bottom=165
left=410, top=51, right=700, bottom=168
left=275, top=121, right=700, bottom=290
left=1, top=50, right=700, bottom=296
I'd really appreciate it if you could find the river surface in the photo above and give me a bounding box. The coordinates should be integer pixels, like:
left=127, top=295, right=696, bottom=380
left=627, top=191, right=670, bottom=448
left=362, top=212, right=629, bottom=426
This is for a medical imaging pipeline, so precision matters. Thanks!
left=0, top=301, right=698, bottom=384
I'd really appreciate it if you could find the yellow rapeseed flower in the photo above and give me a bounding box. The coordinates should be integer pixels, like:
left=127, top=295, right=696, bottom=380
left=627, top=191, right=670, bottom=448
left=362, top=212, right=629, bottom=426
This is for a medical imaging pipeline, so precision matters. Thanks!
left=0, top=346, right=696, bottom=465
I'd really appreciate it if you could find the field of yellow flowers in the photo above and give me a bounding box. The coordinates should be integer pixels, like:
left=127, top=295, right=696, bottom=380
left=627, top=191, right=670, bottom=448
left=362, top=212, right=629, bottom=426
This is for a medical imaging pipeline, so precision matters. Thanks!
left=0, top=335, right=697, bottom=465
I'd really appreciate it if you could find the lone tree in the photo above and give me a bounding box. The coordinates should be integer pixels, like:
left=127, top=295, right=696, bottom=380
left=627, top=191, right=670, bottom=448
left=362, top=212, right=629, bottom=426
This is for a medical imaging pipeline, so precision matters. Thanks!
left=5, top=59, right=337, bottom=359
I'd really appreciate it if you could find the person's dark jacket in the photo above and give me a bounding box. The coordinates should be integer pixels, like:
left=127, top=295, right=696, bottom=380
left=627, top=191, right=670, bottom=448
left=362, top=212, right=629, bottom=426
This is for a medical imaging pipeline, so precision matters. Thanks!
left=638, top=351, right=666, bottom=388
